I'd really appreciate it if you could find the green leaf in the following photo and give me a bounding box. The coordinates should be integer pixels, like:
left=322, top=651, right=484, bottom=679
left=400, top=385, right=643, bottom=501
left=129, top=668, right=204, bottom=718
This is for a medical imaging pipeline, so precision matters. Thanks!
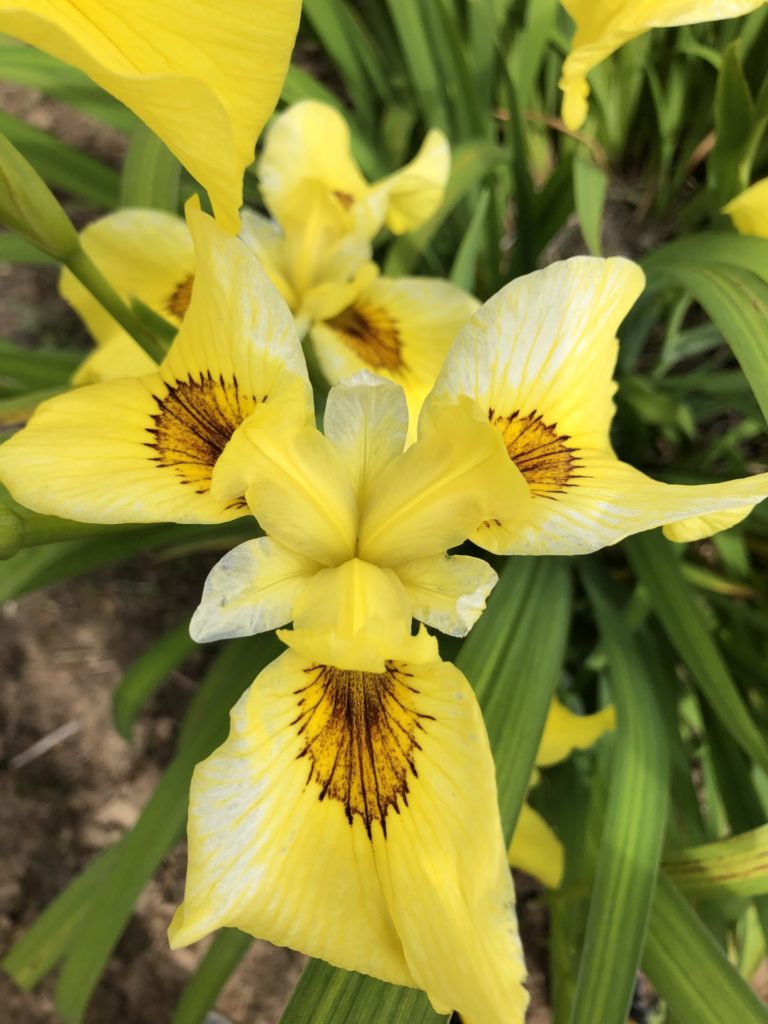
left=572, top=565, right=669, bottom=1024
left=643, top=872, right=768, bottom=1024
left=0, top=111, right=119, bottom=209
left=53, top=634, right=282, bottom=1024
left=302, top=0, right=376, bottom=120
left=449, top=187, right=490, bottom=291
left=120, top=124, right=181, bottom=212
left=664, top=825, right=768, bottom=899
left=0, top=339, right=79, bottom=388
left=624, top=532, right=768, bottom=774
left=708, top=42, right=755, bottom=212
left=171, top=929, right=252, bottom=1024
left=112, top=618, right=198, bottom=739
left=384, top=0, right=448, bottom=132
left=573, top=151, right=608, bottom=256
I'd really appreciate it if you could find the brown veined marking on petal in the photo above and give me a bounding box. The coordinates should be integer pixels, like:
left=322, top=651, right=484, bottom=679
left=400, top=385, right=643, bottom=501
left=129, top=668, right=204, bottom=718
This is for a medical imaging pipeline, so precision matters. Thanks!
left=325, top=302, right=405, bottom=373
left=332, top=190, right=355, bottom=210
left=292, top=661, right=433, bottom=839
left=145, top=371, right=261, bottom=506
left=489, top=407, right=583, bottom=497
left=165, top=273, right=195, bottom=322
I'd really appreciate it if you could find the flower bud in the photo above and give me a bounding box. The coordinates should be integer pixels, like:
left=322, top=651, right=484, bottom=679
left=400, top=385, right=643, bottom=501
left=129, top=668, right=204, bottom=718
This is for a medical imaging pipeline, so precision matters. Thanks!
left=0, top=506, right=24, bottom=559
left=0, top=133, right=80, bottom=260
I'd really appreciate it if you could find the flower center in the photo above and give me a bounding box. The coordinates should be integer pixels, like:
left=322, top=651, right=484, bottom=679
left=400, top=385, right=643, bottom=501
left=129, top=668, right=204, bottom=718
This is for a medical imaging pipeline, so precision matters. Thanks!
left=293, top=662, right=433, bottom=837
left=332, top=189, right=355, bottom=210
left=490, top=408, right=581, bottom=496
left=165, top=274, right=195, bottom=322
left=325, top=302, right=405, bottom=372
left=147, top=372, right=260, bottom=499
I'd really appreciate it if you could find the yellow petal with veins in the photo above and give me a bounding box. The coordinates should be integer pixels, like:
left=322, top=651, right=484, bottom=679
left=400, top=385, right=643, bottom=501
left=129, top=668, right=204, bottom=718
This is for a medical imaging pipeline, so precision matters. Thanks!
left=0, top=0, right=300, bottom=230
left=0, top=204, right=309, bottom=524
left=559, top=0, right=766, bottom=130
left=662, top=506, right=753, bottom=542
left=170, top=643, right=527, bottom=1024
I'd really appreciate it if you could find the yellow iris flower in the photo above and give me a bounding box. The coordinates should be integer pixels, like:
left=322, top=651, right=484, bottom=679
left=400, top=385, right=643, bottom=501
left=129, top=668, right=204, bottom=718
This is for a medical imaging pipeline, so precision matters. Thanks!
left=56, top=101, right=468, bottom=428
left=723, top=177, right=768, bottom=238
left=0, top=202, right=313, bottom=524
left=171, top=569, right=528, bottom=1024
left=0, top=0, right=301, bottom=231
left=559, top=0, right=767, bottom=131
left=259, top=100, right=451, bottom=240
left=509, top=700, right=617, bottom=889
left=426, top=256, right=768, bottom=551
left=190, top=372, right=527, bottom=645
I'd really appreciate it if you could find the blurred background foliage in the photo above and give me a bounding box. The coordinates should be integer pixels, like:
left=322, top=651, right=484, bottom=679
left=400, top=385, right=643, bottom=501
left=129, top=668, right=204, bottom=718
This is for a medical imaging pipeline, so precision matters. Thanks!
left=1, top=1, right=768, bottom=1023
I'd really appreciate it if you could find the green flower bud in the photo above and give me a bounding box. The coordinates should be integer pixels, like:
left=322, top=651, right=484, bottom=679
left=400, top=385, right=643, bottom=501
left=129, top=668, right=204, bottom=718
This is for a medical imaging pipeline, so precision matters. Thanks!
left=0, top=133, right=80, bottom=261
left=0, top=506, right=24, bottom=559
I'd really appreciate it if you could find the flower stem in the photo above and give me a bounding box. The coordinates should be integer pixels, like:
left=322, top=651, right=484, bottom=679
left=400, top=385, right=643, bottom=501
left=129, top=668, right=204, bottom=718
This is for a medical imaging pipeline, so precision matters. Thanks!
left=65, top=247, right=168, bottom=363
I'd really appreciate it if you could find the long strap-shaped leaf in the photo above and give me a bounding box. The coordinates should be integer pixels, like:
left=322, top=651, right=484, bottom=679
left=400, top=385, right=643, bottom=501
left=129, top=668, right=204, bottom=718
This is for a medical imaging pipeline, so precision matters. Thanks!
left=572, top=564, right=669, bottom=1024
left=624, top=532, right=768, bottom=773
left=643, top=872, right=768, bottom=1024
left=278, top=557, right=572, bottom=1024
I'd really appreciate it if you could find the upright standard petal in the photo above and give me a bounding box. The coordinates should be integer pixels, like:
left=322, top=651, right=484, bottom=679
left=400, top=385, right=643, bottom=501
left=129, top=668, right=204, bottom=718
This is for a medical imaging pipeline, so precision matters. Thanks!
left=60, top=209, right=194, bottom=383
left=171, top=637, right=527, bottom=1024
left=559, top=0, right=766, bottom=130
left=311, top=276, right=478, bottom=434
left=0, top=0, right=301, bottom=230
left=258, top=101, right=370, bottom=230
left=368, top=129, right=451, bottom=234
left=423, top=257, right=768, bottom=555
left=359, top=398, right=529, bottom=566
left=723, top=177, right=768, bottom=239
left=396, top=553, right=499, bottom=637
left=0, top=205, right=310, bottom=524
left=536, top=698, right=616, bottom=767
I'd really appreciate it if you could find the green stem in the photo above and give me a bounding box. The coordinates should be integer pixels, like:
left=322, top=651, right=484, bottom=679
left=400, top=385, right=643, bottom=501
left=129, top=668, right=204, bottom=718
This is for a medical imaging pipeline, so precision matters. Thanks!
left=64, top=248, right=167, bottom=363
left=0, top=505, right=141, bottom=559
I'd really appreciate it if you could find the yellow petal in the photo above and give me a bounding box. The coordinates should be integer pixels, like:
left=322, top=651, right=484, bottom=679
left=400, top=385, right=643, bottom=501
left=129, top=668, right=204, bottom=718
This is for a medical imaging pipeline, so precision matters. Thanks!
left=190, top=538, right=319, bottom=644
left=280, top=558, right=417, bottom=672
left=662, top=506, right=753, bottom=542
left=61, top=208, right=194, bottom=351
left=508, top=802, right=565, bottom=890
left=0, top=1, right=301, bottom=230
left=537, top=698, right=616, bottom=768
left=369, top=129, right=451, bottom=235
left=723, top=177, right=768, bottom=239
left=429, top=256, right=644, bottom=454
left=72, top=333, right=156, bottom=386
left=224, top=422, right=358, bottom=566
left=358, top=398, right=530, bottom=566
left=0, top=205, right=309, bottom=525
left=258, top=101, right=370, bottom=230
left=481, top=452, right=768, bottom=556
left=396, top=553, right=498, bottom=637
left=171, top=648, right=527, bottom=1024
left=323, top=373, right=409, bottom=503
left=311, top=275, right=478, bottom=436
left=559, top=0, right=765, bottom=131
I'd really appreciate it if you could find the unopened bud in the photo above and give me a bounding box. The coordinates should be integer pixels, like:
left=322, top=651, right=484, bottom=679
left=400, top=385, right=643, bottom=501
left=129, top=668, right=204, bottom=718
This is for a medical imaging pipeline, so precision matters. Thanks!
left=0, top=133, right=80, bottom=260
left=0, top=506, right=24, bottom=559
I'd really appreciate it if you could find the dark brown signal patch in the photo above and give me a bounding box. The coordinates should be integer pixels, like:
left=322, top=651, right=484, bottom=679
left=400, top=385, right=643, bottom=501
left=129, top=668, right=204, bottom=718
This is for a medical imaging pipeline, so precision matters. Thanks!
left=165, top=273, right=195, bottom=322
left=146, top=372, right=259, bottom=496
left=325, top=303, right=405, bottom=372
left=491, top=408, right=581, bottom=496
left=293, top=662, right=433, bottom=837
